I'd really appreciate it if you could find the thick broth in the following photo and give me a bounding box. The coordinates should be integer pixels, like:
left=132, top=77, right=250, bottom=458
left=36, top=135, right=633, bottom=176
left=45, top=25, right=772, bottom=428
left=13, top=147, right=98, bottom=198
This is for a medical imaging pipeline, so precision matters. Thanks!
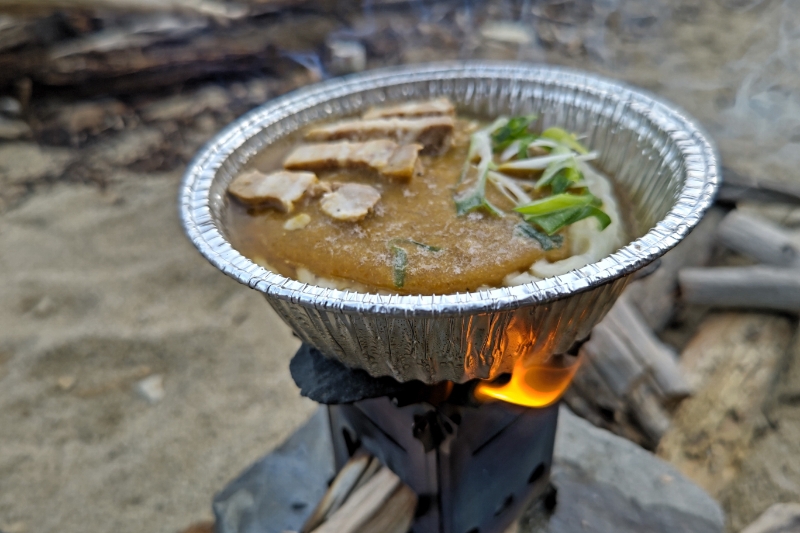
left=224, top=119, right=573, bottom=294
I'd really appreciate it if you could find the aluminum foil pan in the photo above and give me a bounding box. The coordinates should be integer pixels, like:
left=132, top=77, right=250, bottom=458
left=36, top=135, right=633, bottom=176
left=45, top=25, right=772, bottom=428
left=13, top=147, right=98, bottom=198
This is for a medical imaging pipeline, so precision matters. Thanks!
left=180, top=62, right=719, bottom=383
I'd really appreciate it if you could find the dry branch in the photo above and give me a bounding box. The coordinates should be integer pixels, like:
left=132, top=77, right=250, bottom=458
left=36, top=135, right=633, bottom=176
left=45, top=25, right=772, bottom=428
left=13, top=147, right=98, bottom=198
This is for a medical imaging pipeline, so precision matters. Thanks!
left=679, top=265, right=800, bottom=312
left=717, top=209, right=800, bottom=267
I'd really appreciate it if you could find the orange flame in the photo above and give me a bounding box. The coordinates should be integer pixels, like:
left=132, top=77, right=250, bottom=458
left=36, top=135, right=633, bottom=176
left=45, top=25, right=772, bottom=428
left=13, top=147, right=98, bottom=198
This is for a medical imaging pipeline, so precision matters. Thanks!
left=474, top=352, right=581, bottom=408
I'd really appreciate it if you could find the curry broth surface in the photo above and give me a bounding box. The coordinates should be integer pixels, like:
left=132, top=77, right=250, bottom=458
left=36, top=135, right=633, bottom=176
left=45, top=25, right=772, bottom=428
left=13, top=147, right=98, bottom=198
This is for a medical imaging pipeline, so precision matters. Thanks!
left=225, top=119, right=573, bottom=294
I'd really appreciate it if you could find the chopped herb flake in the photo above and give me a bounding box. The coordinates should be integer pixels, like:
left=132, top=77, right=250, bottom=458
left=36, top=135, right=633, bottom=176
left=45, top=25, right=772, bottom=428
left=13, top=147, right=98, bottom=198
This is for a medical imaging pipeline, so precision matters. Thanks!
left=391, top=245, right=408, bottom=288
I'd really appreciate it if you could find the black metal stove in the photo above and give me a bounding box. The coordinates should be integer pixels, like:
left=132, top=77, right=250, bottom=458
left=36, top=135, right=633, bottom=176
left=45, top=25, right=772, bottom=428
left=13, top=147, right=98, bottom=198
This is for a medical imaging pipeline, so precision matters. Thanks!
left=291, top=345, right=559, bottom=533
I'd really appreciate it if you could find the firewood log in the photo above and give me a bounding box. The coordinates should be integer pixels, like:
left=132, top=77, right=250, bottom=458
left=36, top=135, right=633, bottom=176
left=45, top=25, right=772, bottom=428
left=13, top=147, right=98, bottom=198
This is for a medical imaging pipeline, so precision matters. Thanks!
left=717, top=210, right=800, bottom=267
left=658, top=313, right=794, bottom=495
left=580, top=321, right=647, bottom=398
left=605, top=297, right=692, bottom=405
left=679, top=265, right=800, bottom=312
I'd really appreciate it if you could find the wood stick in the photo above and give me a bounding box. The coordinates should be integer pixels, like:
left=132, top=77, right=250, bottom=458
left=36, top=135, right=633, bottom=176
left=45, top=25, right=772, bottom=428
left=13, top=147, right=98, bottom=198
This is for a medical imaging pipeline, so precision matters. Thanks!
left=581, top=321, right=647, bottom=398
left=717, top=210, right=800, bottom=267
left=355, top=483, right=417, bottom=533
left=605, top=297, right=692, bottom=405
left=311, top=467, right=416, bottom=533
left=679, top=265, right=800, bottom=312
left=300, top=452, right=376, bottom=533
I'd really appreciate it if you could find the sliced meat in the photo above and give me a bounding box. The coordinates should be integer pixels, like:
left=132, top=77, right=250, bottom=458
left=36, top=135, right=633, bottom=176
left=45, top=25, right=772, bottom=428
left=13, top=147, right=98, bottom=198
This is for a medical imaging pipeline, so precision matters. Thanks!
left=304, top=116, right=454, bottom=155
left=283, top=140, right=422, bottom=181
left=228, top=169, right=317, bottom=212
left=382, top=143, right=423, bottom=180
left=320, top=183, right=381, bottom=222
left=362, top=98, right=455, bottom=120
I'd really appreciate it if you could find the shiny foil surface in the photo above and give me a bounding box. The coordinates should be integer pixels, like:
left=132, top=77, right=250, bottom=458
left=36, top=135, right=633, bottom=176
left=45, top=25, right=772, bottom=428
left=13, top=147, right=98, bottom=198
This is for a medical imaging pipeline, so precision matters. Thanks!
left=180, top=62, right=719, bottom=383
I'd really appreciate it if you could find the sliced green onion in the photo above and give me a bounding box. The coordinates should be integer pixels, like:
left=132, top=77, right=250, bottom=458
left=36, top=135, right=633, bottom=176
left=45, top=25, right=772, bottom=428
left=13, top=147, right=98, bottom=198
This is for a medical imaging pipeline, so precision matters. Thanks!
left=515, top=193, right=598, bottom=216
left=455, top=127, right=504, bottom=217
left=487, top=171, right=533, bottom=206
left=524, top=205, right=611, bottom=235
left=515, top=222, right=564, bottom=251
left=497, top=152, right=574, bottom=172
left=491, top=114, right=537, bottom=151
left=541, top=127, right=589, bottom=154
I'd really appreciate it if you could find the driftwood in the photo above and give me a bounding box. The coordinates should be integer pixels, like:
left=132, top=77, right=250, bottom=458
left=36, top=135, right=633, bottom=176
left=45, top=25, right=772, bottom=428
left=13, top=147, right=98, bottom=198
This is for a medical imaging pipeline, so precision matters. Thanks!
left=717, top=210, right=800, bottom=267
left=310, top=466, right=417, bottom=533
left=625, top=207, right=724, bottom=331
left=679, top=265, right=800, bottom=313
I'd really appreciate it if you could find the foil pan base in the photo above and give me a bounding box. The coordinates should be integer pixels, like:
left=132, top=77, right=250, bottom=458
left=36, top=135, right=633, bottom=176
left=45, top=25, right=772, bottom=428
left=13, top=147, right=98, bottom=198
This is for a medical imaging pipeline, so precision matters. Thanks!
left=180, top=62, right=719, bottom=383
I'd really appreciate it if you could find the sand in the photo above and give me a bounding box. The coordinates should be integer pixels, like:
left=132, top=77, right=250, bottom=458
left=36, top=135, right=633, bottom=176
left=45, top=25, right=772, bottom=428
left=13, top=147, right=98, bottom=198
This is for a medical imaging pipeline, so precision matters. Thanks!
left=0, top=173, right=314, bottom=533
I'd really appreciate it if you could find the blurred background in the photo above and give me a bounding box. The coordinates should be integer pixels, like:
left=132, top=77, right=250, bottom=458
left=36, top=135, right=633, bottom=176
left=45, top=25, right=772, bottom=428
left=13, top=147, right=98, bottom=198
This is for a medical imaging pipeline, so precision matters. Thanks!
left=1, top=1, right=800, bottom=532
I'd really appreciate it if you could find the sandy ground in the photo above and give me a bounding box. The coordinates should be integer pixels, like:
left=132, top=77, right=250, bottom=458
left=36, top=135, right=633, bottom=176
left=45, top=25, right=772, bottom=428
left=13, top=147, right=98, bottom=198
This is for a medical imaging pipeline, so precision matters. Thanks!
left=0, top=173, right=315, bottom=533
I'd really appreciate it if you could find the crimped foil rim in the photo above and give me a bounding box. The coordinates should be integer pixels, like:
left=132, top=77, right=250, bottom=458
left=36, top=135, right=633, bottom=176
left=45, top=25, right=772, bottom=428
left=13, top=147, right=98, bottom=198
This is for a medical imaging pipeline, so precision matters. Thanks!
left=180, top=61, right=719, bottom=317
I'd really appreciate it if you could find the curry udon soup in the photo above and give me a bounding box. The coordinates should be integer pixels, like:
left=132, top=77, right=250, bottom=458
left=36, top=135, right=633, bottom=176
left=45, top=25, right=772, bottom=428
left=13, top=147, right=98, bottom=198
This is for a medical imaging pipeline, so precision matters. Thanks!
left=224, top=98, right=627, bottom=295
